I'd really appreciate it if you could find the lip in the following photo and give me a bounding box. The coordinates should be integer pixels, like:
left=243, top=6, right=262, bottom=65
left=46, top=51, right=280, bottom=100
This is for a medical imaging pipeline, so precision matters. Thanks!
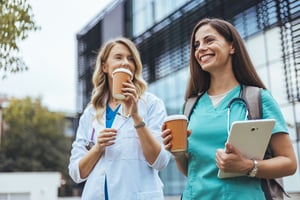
left=199, top=53, right=214, bottom=63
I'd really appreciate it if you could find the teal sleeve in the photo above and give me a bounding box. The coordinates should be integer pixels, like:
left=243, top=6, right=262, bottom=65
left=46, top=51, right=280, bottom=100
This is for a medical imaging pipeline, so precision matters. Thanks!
left=261, top=89, right=288, bottom=134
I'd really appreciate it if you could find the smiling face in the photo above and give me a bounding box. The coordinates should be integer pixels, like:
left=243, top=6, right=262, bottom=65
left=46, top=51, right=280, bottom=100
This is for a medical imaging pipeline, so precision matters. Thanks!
left=102, top=42, right=136, bottom=81
left=194, top=24, right=235, bottom=75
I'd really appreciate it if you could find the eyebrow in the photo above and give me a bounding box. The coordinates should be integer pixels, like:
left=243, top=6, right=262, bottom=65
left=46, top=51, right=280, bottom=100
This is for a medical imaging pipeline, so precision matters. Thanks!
left=113, top=53, right=123, bottom=56
left=203, top=34, right=215, bottom=39
left=113, top=53, right=133, bottom=57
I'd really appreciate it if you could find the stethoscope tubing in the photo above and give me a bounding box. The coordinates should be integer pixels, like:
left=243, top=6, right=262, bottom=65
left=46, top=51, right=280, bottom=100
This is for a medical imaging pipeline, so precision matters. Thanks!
left=226, top=89, right=250, bottom=134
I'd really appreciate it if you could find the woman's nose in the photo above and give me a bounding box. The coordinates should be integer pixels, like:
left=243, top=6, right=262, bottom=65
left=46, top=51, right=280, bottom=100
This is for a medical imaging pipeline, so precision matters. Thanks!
left=121, top=59, right=130, bottom=67
left=198, top=43, right=208, bottom=51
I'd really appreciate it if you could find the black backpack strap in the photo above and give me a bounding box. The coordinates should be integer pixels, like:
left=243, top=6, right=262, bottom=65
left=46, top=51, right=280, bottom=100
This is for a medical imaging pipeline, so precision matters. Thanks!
left=241, top=86, right=262, bottom=120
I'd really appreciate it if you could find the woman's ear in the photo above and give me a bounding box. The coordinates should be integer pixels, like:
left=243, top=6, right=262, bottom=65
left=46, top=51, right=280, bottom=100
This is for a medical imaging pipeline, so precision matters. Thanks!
left=230, top=44, right=235, bottom=55
left=102, top=62, right=108, bottom=73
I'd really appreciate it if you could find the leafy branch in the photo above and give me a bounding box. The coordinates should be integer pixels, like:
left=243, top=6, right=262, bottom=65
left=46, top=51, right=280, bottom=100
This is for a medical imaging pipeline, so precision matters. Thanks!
left=0, top=0, right=40, bottom=78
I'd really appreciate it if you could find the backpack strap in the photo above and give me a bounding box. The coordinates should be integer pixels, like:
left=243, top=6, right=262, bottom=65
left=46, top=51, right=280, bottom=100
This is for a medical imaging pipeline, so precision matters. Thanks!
left=184, top=86, right=262, bottom=120
left=183, top=93, right=204, bottom=120
left=243, top=85, right=289, bottom=199
left=241, top=86, right=262, bottom=120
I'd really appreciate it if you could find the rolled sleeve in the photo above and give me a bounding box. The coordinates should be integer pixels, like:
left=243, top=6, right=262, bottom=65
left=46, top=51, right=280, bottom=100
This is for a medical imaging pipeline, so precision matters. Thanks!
left=144, top=93, right=170, bottom=170
left=68, top=139, right=88, bottom=183
left=68, top=106, right=93, bottom=183
left=149, top=143, right=171, bottom=170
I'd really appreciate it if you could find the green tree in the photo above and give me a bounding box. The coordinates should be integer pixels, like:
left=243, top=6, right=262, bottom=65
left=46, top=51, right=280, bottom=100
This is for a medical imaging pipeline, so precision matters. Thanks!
left=0, top=0, right=39, bottom=78
left=0, top=97, right=73, bottom=195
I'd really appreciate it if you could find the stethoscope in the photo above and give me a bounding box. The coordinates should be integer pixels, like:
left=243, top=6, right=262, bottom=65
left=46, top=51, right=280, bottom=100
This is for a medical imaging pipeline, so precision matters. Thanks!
left=85, top=110, right=131, bottom=150
left=226, top=86, right=250, bottom=134
left=85, top=128, right=95, bottom=150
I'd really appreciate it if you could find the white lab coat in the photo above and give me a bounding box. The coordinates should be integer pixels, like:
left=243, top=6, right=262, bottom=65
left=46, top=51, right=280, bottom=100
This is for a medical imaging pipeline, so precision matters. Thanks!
left=69, top=92, right=171, bottom=200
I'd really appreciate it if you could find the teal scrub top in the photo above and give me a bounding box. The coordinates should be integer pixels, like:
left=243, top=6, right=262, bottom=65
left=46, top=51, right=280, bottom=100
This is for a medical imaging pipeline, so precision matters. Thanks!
left=182, top=85, right=288, bottom=200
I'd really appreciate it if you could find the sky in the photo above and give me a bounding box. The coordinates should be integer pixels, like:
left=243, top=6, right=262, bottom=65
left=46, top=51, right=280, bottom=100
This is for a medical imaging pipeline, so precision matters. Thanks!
left=0, top=0, right=113, bottom=113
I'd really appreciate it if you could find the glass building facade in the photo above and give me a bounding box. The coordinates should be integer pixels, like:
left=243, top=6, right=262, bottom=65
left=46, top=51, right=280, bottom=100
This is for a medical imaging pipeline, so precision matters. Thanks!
left=76, top=0, right=300, bottom=195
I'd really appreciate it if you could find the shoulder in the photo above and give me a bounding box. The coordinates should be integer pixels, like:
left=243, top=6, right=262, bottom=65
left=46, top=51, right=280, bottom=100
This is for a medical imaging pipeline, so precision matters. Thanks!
left=260, top=89, right=276, bottom=102
left=258, top=89, right=282, bottom=111
left=140, top=92, right=166, bottom=111
left=260, top=89, right=284, bottom=114
left=140, top=92, right=167, bottom=123
left=260, top=90, right=288, bottom=133
left=79, top=104, right=96, bottom=119
left=244, top=86, right=273, bottom=102
left=141, top=92, right=164, bottom=104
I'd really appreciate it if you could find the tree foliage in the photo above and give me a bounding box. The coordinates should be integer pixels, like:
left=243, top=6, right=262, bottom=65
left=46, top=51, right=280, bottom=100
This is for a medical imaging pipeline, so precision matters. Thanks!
left=0, top=0, right=39, bottom=78
left=0, top=97, right=72, bottom=178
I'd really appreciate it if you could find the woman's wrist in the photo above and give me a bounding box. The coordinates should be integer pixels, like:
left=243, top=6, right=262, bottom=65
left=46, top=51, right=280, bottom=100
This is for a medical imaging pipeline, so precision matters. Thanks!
left=247, top=160, right=258, bottom=177
left=134, top=120, right=145, bottom=129
left=173, top=151, right=187, bottom=159
left=132, top=114, right=143, bottom=125
left=92, top=143, right=105, bottom=154
left=244, top=158, right=256, bottom=175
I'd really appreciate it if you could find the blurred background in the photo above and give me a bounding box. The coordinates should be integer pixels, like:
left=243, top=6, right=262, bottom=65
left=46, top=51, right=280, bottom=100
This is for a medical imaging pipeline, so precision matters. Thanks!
left=0, top=0, right=299, bottom=199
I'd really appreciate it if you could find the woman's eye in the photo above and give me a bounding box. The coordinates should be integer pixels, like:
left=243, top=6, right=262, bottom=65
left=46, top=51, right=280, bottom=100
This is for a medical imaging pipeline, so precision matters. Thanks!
left=206, top=38, right=214, bottom=43
left=128, top=56, right=134, bottom=61
left=194, top=43, right=200, bottom=50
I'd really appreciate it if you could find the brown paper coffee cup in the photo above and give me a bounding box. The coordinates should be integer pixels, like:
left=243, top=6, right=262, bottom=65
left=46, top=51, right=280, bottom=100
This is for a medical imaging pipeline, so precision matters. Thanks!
left=164, top=115, right=188, bottom=152
left=112, top=68, right=133, bottom=100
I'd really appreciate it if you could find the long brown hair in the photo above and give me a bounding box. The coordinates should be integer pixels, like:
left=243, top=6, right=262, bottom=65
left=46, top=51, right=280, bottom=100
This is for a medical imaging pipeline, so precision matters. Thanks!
left=185, top=18, right=266, bottom=100
left=91, top=37, right=147, bottom=121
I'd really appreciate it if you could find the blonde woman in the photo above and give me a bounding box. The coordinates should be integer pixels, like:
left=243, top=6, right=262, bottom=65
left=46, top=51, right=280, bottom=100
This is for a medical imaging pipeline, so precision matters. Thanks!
left=69, top=37, right=170, bottom=200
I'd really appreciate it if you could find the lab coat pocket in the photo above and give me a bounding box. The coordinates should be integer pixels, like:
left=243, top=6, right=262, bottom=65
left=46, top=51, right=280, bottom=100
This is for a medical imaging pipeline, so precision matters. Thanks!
left=121, top=133, right=146, bottom=161
left=136, top=191, right=164, bottom=200
left=105, top=131, right=145, bottom=161
left=105, top=139, right=122, bottom=161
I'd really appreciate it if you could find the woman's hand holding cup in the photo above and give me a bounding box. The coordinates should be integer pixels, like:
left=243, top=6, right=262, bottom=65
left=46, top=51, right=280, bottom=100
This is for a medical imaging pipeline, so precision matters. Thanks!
left=161, top=115, right=190, bottom=153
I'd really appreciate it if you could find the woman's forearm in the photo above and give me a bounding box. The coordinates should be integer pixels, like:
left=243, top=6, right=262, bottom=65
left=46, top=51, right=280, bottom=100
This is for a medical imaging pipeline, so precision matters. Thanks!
left=79, top=146, right=104, bottom=179
left=173, top=152, right=188, bottom=176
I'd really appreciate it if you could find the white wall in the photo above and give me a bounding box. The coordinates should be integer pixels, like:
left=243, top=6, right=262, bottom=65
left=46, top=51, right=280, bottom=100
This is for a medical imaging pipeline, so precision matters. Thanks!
left=0, top=172, right=61, bottom=200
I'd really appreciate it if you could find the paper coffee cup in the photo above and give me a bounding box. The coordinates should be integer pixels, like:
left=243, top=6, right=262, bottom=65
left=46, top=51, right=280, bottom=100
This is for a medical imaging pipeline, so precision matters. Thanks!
left=112, top=68, right=133, bottom=100
left=164, top=114, right=188, bottom=152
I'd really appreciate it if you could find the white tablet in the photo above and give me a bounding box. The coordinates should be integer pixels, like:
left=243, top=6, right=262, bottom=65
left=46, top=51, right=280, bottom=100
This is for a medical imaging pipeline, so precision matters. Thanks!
left=218, top=119, right=275, bottom=179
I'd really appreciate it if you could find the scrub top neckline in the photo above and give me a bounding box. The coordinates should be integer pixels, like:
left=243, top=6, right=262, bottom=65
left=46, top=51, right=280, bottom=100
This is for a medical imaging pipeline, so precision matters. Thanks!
left=205, top=85, right=241, bottom=111
left=106, top=104, right=121, bottom=128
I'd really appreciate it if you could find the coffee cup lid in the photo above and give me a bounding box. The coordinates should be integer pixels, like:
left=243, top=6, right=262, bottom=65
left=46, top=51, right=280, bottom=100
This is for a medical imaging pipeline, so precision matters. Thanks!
left=112, top=68, right=133, bottom=79
left=164, top=114, right=188, bottom=122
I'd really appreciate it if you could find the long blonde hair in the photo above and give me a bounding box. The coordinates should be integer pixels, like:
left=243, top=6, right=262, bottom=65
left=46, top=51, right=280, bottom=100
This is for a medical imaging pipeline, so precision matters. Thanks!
left=91, top=37, right=147, bottom=121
